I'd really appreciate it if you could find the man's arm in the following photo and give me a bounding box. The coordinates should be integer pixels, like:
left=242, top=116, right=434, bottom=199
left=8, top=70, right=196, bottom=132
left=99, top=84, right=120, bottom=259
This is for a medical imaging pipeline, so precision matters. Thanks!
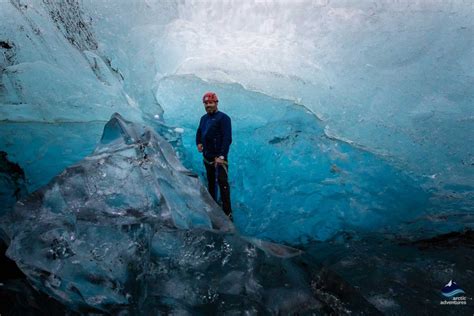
left=219, top=115, right=232, bottom=158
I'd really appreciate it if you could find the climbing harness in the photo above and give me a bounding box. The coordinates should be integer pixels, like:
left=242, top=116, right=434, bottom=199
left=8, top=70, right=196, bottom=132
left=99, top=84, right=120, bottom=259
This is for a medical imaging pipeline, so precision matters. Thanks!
left=203, top=157, right=228, bottom=176
left=203, top=157, right=228, bottom=203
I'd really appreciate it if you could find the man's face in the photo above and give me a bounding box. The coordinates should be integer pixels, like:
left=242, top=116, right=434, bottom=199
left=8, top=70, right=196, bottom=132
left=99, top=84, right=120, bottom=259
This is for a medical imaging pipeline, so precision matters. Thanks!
left=204, top=101, right=218, bottom=114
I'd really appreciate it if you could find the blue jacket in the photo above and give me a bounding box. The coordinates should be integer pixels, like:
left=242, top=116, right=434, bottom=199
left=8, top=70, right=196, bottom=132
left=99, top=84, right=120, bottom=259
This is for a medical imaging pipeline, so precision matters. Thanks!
left=196, top=111, right=232, bottom=160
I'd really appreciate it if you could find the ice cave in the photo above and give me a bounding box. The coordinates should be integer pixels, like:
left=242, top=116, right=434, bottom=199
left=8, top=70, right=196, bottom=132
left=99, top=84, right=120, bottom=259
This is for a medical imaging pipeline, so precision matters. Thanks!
left=0, top=0, right=473, bottom=314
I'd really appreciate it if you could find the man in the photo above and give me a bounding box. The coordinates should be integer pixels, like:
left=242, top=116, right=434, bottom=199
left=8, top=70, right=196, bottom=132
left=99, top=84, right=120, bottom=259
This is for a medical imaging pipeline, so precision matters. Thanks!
left=196, top=92, right=233, bottom=220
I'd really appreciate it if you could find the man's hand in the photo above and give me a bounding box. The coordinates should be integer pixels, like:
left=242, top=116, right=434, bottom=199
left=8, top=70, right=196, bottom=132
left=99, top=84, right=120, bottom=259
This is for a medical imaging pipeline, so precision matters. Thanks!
left=197, top=144, right=203, bottom=152
left=214, top=156, right=225, bottom=166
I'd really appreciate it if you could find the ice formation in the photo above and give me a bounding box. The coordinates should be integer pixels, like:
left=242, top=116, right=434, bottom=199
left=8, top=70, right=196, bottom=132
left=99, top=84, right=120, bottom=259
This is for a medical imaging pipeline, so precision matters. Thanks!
left=0, top=113, right=378, bottom=314
left=0, top=0, right=473, bottom=313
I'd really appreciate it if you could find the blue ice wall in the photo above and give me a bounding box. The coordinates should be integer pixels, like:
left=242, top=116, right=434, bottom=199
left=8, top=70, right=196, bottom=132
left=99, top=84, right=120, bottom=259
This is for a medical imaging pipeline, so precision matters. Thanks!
left=0, top=122, right=103, bottom=191
left=156, top=75, right=431, bottom=242
left=0, top=1, right=152, bottom=190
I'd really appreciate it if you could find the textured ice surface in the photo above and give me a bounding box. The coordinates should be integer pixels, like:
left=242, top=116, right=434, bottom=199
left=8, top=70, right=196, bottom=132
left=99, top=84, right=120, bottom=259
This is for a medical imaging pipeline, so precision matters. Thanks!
left=0, top=0, right=154, bottom=190
left=0, top=114, right=378, bottom=314
left=0, top=0, right=472, bottom=244
left=157, top=75, right=436, bottom=242
left=306, top=230, right=474, bottom=315
left=0, top=1, right=472, bottom=313
left=0, top=122, right=104, bottom=191
left=79, top=0, right=472, bottom=239
left=0, top=1, right=144, bottom=123
left=78, top=0, right=474, bottom=189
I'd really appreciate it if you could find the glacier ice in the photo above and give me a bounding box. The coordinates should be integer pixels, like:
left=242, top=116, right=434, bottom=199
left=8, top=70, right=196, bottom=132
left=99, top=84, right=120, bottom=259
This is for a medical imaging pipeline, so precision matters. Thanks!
left=0, top=0, right=154, bottom=191
left=0, top=121, right=105, bottom=192
left=2, top=0, right=472, bottom=217
left=0, top=114, right=379, bottom=314
left=156, top=75, right=433, bottom=242
left=0, top=0, right=473, bottom=313
left=144, top=0, right=474, bottom=190
left=0, top=1, right=144, bottom=123
left=81, top=0, right=472, bottom=240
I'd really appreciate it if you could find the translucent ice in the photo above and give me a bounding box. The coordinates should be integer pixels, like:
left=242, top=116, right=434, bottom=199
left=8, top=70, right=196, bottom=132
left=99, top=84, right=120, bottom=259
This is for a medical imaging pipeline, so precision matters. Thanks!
left=77, top=0, right=473, bottom=190
left=1, top=2, right=472, bottom=312
left=0, top=0, right=151, bottom=190
left=0, top=114, right=378, bottom=314
left=80, top=0, right=473, bottom=240
left=157, top=75, right=432, bottom=242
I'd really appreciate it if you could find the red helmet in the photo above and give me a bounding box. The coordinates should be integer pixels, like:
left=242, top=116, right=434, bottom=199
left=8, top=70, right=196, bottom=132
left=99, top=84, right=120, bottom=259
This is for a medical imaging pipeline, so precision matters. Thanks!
left=202, top=92, right=218, bottom=103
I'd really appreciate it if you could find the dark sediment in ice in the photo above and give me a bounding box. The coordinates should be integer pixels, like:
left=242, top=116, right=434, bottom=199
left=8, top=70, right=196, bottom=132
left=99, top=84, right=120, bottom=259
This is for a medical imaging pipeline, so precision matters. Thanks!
left=0, top=150, right=27, bottom=287
left=0, top=151, right=27, bottom=216
left=398, top=229, right=474, bottom=250
left=0, top=153, right=73, bottom=315
left=304, top=231, right=474, bottom=315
